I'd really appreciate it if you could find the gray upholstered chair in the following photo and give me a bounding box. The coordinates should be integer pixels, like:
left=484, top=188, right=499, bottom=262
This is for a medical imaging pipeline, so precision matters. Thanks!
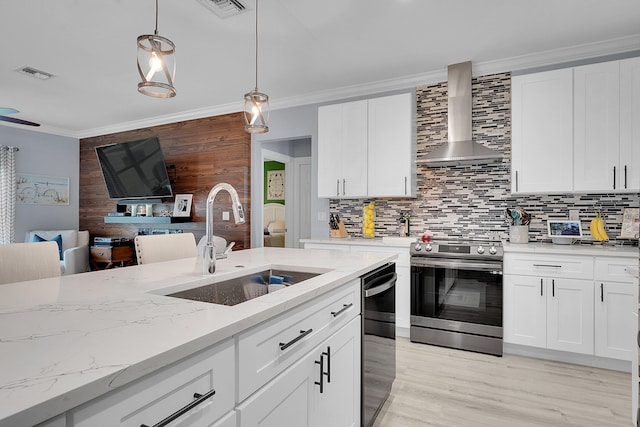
left=0, top=241, right=62, bottom=285
left=134, top=233, right=198, bottom=264
left=25, top=230, right=90, bottom=275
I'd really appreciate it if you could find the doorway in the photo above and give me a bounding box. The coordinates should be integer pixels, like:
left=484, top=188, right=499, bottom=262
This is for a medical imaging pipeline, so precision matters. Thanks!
left=258, top=138, right=312, bottom=248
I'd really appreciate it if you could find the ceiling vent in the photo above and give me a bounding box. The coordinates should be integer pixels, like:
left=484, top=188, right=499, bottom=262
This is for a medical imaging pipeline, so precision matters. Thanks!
left=15, top=66, right=54, bottom=80
left=196, top=0, right=248, bottom=19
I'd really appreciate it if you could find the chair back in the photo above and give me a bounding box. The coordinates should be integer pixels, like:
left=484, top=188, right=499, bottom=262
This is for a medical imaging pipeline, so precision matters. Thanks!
left=0, top=241, right=62, bottom=285
left=134, top=233, right=198, bottom=265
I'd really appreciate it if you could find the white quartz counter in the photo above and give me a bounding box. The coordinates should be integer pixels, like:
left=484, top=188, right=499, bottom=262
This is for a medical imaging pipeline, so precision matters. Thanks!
left=0, top=247, right=395, bottom=427
left=503, top=241, right=639, bottom=258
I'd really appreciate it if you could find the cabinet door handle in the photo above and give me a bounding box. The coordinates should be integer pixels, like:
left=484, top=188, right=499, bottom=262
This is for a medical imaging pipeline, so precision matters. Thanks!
left=336, top=179, right=340, bottom=197
left=404, top=176, right=407, bottom=195
left=140, top=389, right=216, bottom=427
left=624, top=165, right=628, bottom=189
left=613, top=166, right=616, bottom=190
left=343, top=179, right=346, bottom=196
left=540, top=278, right=543, bottom=296
left=323, top=346, right=331, bottom=383
left=279, top=328, right=313, bottom=351
left=552, top=279, right=555, bottom=297
left=600, top=283, right=604, bottom=302
left=533, top=264, right=562, bottom=268
left=315, top=353, right=324, bottom=393
left=515, top=170, right=518, bottom=192
left=331, top=303, right=353, bottom=318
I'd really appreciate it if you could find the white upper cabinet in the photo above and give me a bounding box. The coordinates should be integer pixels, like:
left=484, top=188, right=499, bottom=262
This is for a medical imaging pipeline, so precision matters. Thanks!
left=318, top=93, right=415, bottom=199
left=367, top=93, right=416, bottom=198
left=512, top=57, right=640, bottom=194
left=318, top=100, right=368, bottom=198
left=620, top=56, right=640, bottom=191
left=511, top=68, right=574, bottom=193
left=574, top=59, right=640, bottom=192
left=573, top=61, right=620, bottom=192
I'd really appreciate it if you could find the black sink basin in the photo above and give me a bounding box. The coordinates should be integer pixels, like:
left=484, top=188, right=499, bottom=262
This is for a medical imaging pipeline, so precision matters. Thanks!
left=166, top=269, right=322, bottom=306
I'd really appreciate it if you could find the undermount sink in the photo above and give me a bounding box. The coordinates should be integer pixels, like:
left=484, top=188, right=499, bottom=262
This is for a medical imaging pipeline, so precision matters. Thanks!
left=165, top=269, right=323, bottom=306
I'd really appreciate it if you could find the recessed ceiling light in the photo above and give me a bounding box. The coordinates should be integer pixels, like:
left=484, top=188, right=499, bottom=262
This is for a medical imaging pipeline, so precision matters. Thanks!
left=15, top=66, right=54, bottom=80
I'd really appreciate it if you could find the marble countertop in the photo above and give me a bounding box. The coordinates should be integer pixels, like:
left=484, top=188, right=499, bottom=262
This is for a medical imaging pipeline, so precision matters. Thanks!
left=302, top=237, right=638, bottom=259
left=0, top=247, right=395, bottom=427
left=503, top=241, right=639, bottom=258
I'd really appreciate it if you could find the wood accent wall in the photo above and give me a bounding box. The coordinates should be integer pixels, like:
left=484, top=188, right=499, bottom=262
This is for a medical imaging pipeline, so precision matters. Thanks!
left=79, top=112, right=252, bottom=251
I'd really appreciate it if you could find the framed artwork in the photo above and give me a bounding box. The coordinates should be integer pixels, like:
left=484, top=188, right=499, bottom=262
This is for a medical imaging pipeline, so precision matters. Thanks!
left=267, top=170, right=284, bottom=200
left=620, top=207, right=639, bottom=239
left=16, top=173, right=69, bottom=205
left=172, top=194, right=193, bottom=217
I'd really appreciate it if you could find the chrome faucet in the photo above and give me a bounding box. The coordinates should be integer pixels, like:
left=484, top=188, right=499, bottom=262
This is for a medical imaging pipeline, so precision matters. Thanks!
left=204, top=183, right=245, bottom=274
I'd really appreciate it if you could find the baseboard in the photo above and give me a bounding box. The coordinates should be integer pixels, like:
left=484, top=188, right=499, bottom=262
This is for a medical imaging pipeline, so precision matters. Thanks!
left=504, top=343, right=631, bottom=372
left=396, top=326, right=410, bottom=338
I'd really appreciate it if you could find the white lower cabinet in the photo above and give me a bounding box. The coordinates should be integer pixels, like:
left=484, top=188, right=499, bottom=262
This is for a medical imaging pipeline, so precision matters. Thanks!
left=546, top=278, right=594, bottom=354
left=70, top=339, right=235, bottom=427
left=504, top=253, right=637, bottom=362
left=503, top=275, right=594, bottom=354
left=236, top=318, right=361, bottom=427
left=594, top=257, right=638, bottom=360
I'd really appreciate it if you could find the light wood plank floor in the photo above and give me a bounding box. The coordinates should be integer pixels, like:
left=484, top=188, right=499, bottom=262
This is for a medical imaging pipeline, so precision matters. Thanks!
left=373, top=338, right=631, bottom=427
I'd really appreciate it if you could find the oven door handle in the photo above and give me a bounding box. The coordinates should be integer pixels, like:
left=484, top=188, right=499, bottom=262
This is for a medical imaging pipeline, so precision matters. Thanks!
left=364, top=273, right=397, bottom=298
left=411, top=258, right=502, bottom=273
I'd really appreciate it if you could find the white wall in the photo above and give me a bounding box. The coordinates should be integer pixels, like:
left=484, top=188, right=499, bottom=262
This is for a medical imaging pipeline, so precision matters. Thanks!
left=0, top=126, right=79, bottom=242
left=251, top=104, right=330, bottom=248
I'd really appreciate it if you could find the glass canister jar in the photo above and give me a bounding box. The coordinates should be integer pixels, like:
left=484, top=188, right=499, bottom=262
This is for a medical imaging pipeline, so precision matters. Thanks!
left=362, top=201, right=375, bottom=238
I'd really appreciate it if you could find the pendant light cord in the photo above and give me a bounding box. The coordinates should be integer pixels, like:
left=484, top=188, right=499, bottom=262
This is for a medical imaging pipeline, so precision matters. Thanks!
left=254, top=0, right=259, bottom=90
left=154, top=0, right=159, bottom=36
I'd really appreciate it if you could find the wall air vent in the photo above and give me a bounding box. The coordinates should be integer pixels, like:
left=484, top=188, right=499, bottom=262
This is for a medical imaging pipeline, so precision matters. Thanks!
left=15, top=66, right=54, bottom=80
left=196, top=0, right=248, bottom=19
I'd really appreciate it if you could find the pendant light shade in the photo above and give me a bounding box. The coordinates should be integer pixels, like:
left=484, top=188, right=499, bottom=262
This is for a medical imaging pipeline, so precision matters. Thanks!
left=137, top=0, right=176, bottom=98
left=244, top=0, right=269, bottom=133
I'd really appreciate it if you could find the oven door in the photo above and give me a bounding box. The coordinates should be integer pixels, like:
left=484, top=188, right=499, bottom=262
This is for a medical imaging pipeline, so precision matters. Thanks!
left=410, top=257, right=503, bottom=336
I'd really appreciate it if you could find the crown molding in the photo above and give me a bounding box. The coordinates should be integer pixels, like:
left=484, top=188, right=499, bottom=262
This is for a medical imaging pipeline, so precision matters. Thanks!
left=63, top=34, right=640, bottom=138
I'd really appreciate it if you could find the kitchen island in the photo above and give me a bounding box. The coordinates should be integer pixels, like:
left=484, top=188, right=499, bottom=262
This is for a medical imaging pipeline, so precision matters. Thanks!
left=0, top=247, right=395, bottom=427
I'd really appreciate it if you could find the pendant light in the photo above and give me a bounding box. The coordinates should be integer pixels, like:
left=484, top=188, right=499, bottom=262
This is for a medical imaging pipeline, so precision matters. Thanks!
left=137, top=0, right=176, bottom=98
left=243, top=0, right=269, bottom=133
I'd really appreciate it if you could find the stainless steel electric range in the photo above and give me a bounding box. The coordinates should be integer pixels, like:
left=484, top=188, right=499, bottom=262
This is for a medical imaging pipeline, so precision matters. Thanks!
left=410, top=239, right=504, bottom=356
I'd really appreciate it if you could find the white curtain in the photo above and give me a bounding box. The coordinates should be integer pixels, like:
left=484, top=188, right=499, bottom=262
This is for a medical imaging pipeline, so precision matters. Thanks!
left=0, top=146, right=17, bottom=244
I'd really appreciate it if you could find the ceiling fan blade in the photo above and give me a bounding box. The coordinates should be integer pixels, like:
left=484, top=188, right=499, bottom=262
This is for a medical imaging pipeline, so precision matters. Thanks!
left=0, top=107, right=19, bottom=115
left=0, top=115, right=40, bottom=127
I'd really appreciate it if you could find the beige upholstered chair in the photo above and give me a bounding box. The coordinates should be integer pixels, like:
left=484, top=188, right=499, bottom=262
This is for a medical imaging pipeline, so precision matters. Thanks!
left=134, top=233, right=198, bottom=265
left=0, top=241, right=62, bottom=285
left=25, top=230, right=90, bottom=275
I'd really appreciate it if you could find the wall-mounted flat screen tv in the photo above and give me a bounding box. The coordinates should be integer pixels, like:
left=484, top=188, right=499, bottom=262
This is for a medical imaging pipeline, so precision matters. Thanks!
left=95, top=137, right=173, bottom=201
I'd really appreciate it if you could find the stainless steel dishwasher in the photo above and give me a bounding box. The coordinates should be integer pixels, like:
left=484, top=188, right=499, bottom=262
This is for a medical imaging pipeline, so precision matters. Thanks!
left=361, top=262, right=397, bottom=427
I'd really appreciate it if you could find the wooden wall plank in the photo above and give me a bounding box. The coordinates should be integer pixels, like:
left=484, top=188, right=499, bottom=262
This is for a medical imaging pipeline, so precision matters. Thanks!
left=79, top=113, right=252, bottom=255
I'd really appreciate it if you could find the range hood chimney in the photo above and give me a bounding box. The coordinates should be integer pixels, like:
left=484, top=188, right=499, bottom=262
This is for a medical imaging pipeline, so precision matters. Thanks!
left=423, top=61, right=502, bottom=167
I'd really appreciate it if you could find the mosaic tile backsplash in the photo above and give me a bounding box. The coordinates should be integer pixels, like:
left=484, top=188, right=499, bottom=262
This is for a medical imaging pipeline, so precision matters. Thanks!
left=330, top=73, right=639, bottom=243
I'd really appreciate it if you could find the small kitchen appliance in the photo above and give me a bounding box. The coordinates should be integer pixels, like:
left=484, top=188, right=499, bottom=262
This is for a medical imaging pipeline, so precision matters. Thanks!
left=410, top=239, right=503, bottom=356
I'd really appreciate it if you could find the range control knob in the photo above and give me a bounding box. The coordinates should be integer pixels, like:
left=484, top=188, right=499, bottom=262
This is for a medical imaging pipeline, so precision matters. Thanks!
left=477, top=246, right=485, bottom=254
left=414, top=243, right=422, bottom=251
left=489, top=245, right=498, bottom=255
left=425, top=243, right=433, bottom=252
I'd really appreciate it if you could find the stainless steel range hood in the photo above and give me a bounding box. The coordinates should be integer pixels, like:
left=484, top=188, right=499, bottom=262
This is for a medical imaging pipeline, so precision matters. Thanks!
left=423, top=61, right=502, bottom=167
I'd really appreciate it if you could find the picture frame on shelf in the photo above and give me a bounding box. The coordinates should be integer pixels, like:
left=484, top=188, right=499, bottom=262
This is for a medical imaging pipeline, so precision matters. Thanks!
left=172, top=194, right=193, bottom=217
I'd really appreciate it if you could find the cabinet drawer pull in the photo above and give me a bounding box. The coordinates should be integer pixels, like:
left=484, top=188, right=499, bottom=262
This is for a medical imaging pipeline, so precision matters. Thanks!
left=600, top=283, right=604, bottom=302
left=540, top=278, right=543, bottom=296
left=323, top=346, right=331, bottom=383
left=331, top=303, right=353, bottom=318
left=279, top=328, right=313, bottom=351
left=315, top=353, right=324, bottom=393
left=532, top=264, right=562, bottom=268
left=552, top=279, right=555, bottom=297
left=140, top=389, right=216, bottom=427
